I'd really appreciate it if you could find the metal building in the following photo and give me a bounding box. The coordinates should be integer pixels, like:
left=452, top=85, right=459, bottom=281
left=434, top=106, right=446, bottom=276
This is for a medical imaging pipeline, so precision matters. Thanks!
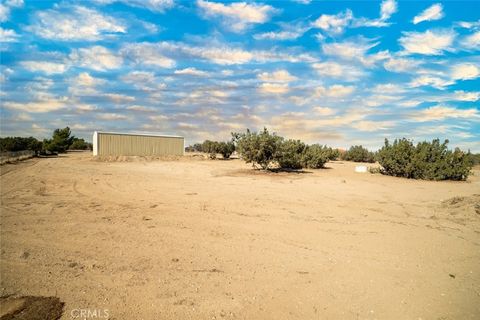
left=92, top=131, right=184, bottom=156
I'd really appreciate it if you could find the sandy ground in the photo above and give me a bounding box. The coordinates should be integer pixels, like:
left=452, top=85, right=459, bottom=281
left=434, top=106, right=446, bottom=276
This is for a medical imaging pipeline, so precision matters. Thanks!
left=1, top=152, right=479, bottom=320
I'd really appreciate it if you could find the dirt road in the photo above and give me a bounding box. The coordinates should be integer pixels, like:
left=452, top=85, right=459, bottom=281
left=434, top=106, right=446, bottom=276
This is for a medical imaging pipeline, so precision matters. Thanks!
left=1, top=152, right=479, bottom=319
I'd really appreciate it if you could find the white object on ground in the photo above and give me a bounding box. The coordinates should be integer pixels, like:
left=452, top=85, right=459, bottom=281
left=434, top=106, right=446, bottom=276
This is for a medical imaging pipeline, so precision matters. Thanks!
left=355, top=165, right=368, bottom=173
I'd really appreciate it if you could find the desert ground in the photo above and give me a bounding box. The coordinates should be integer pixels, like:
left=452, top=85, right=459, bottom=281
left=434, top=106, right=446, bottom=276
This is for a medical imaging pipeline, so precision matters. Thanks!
left=1, top=152, right=479, bottom=319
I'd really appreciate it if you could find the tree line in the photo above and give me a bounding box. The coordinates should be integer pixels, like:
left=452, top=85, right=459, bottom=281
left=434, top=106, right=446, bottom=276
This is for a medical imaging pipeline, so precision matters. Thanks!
left=0, top=127, right=92, bottom=155
left=186, top=128, right=476, bottom=181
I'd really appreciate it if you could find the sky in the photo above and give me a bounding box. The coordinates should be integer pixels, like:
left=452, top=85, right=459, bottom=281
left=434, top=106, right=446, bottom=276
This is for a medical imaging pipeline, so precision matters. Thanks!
left=0, top=0, right=479, bottom=151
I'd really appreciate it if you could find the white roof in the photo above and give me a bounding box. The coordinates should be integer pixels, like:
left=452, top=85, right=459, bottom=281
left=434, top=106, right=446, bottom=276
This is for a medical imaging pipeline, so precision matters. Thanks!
left=95, top=131, right=184, bottom=139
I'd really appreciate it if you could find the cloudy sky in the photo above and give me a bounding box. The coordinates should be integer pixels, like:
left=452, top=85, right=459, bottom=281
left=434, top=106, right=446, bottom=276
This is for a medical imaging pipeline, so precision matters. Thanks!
left=1, top=0, right=479, bottom=151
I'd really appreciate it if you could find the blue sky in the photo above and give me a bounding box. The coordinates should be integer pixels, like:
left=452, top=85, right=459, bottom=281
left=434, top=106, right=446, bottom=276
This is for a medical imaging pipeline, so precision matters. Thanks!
left=1, top=0, right=479, bottom=151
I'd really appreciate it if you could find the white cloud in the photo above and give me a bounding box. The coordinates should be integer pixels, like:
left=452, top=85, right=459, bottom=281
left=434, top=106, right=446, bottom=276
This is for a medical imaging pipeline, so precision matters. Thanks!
left=127, top=105, right=156, bottom=112
left=120, top=71, right=166, bottom=93
left=312, top=61, right=365, bottom=80
left=174, top=67, right=209, bottom=76
left=411, top=105, right=480, bottom=122
left=380, top=0, right=397, bottom=21
left=98, top=0, right=174, bottom=12
left=258, top=83, right=289, bottom=94
left=28, top=6, right=125, bottom=41
left=312, top=10, right=353, bottom=35
left=384, top=57, right=422, bottom=73
left=453, top=90, right=480, bottom=102
left=313, top=107, right=336, bottom=116
left=76, top=104, right=97, bottom=112
left=253, top=28, right=306, bottom=41
left=176, top=88, right=229, bottom=105
left=4, top=97, right=68, bottom=113
left=103, top=93, right=135, bottom=103
left=451, top=63, right=480, bottom=81
left=0, top=27, right=19, bottom=42
left=0, top=5, right=9, bottom=22
left=371, top=83, right=405, bottom=94
left=75, top=72, right=105, bottom=87
left=460, top=31, right=480, bottom=50
left=98, top=113, right=128, bottom=120
left=5, top=0, right=24, bottom=7
left=128, top=41, right=313, bottom=66
left=20, top=61, right=67, bottom=74
left=354, top=120, right=395, bottom=132
left=197, top=0, right=277, bottom=33
left=413, top=3, right=444, bottom=25
left=120, top=42, right=176, bottom=68
left=457, top=20, right=480, bottom=29
left=258, top=70, right=297, bottom=82
left=0, top=0, right=23, bottom=22
left=120, top=71, right=156, bottom=83
left=352, top=0, right=397, bottom=28
left=315, top=85, right=355, bottom=98
left=13, top=113, right=33, bottom=121
left=322, top=39, right=387, bottom=67
left=69, top=72, right=105, bottom=95
left=399, top=29, right=455, bottom=55
left=409, top=75, right=453, bottom=89
left=70, top=46, right=123, bottom=71
left=322, top=40, right=376, bottom=59
left=149, top=115, right=169, bottom=122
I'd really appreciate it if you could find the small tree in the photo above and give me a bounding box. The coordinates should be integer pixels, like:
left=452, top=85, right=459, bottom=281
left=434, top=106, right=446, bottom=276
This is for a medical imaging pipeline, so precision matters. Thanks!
left=235, top=128, right=283, bottom=170
left=43, top=127, right=75, bottom=153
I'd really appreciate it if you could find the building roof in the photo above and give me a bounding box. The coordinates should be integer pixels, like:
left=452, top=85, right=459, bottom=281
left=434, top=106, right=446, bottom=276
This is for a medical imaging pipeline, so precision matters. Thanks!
left=95, top=131, right=184, bottom=139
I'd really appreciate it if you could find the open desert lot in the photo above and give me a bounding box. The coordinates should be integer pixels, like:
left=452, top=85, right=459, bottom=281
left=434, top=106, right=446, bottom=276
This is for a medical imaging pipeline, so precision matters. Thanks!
left=1, top=152, right=479, bottom=319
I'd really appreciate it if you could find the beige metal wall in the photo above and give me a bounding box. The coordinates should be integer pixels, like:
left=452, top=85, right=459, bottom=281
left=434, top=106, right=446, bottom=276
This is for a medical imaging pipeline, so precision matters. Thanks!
left=97, top=133, right=184, bottom=156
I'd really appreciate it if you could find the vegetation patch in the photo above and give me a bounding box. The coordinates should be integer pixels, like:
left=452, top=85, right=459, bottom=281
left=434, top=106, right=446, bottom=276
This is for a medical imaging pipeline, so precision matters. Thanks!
left=377, top=138, right=473, bottom=181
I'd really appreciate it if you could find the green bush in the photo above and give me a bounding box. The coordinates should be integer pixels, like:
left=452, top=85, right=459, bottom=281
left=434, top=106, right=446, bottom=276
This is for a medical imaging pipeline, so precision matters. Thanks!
left=235, top=128, right=283, bottom=170
left=234, top=129, right=338, bottom=170
left=217, top=141, right=235, bottom=159
left=200, top=140, right=236, bottom=159
left=342, top=145, right=375, bottom=163
left=300, top=144, right=335, bottom=169
left=276, top=139, right=305, bottom=169
left=377, top=138, right=472, bottom=181
left=201, top=140, right=219, bottom=159
left=0, top=136, right=43, bottom=153
left=469, top=153, right=480, bottom=166
left=69, top=138, right=92, bottom=150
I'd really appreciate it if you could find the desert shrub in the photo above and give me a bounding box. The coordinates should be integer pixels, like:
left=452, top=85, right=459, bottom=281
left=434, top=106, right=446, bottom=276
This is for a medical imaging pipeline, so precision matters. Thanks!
left=377, top=138, right=472, bottom=181
left=201, top=140, right=219, bottom=159
left=469, top=153, right=480, bottom=166
left=342, top=145, right=375, bottom=163
left=235, top=128, right=283, bottom=170
left=276, top=139, right=306, bottom=169
left=69, top=138, right=92, bottom=150
left=193, top=143, right=203, bottom=152
left=200, top=140, right=235, bottom=159
left=217, top=141, right=235, bottom=159
left=300, top=144, right=332, bottom=169
left=0, top=136, right=43, bottom=153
